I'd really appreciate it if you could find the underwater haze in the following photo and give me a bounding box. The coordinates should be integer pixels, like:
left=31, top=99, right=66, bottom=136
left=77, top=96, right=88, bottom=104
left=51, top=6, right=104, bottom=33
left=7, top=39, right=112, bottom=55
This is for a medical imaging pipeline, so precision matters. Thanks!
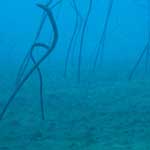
left=0, top=0, right=150, bottom=149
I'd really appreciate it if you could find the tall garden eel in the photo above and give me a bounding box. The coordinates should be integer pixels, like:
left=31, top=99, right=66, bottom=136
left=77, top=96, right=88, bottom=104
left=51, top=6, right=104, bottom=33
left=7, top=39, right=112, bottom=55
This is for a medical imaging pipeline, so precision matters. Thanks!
left=92, top=0, right=114, bottom=72
left=64, top=0, right=83, bottom=77
left=16, top=1, right=61, bottom=120
left=129, top=0, right=150, bottom=80
left=0, top=4, right=58, bottom=120
left=77, top=0, right=93, bottom=82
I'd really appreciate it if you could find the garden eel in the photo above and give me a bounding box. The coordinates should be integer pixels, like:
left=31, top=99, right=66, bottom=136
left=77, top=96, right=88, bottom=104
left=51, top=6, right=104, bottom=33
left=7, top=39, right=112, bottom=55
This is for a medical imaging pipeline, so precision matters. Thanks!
left=92, top=0, right=114, bottom=71
left=77, top=0, right=93, bottom=82
left=16, top=1, right=61, bottom=120
left=0, top=4, right=58, bottom=120
left=64, top=0, right=83, bottom=77
left=128, top=0, right=150, bottom=80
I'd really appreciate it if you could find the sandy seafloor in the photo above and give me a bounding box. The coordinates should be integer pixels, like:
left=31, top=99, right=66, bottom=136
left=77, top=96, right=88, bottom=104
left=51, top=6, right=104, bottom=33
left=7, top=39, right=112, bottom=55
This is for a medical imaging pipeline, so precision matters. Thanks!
left=0, top=67, right=150, bottom=150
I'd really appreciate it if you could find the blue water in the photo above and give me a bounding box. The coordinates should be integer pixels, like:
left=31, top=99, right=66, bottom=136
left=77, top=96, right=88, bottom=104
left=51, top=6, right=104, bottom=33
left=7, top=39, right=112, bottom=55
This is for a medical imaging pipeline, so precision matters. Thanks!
left=0, top=0, right=150, bottom=149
